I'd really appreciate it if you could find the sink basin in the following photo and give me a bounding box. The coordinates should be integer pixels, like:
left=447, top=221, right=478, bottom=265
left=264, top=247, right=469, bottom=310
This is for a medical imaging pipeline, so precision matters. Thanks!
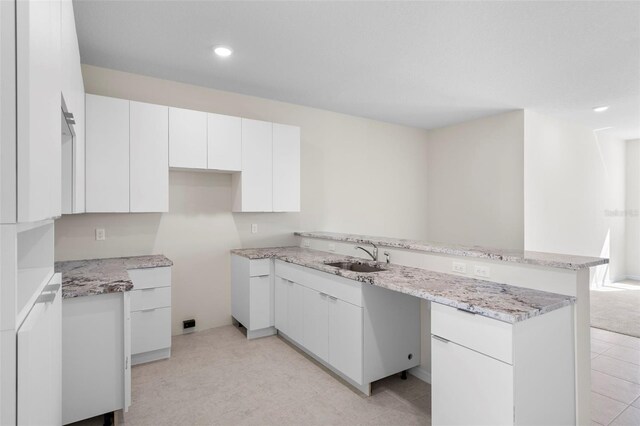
left=324, top=261, right=386, bottom=273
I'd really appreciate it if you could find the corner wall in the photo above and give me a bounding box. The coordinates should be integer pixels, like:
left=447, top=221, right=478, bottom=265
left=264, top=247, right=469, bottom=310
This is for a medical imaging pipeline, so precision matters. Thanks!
left=626, top=139, right=640, bottom=279
left=524, top=111, right=627, bottom=284
left=425, top=110, right=525, bottom=250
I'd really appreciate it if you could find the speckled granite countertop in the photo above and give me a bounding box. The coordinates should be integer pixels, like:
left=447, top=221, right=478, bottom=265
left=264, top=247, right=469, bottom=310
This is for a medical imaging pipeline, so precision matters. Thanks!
left=294, top=231, right=608, bottom=270
left=55, top=255, right=173, bottom=299
left=231, top=247, right=575, bottom=323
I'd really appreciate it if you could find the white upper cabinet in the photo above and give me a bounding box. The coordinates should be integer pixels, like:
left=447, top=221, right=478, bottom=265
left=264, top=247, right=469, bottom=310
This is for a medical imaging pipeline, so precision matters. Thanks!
left=207, top=113, right=241, bottom=171
left=60, top=0, right=85, bottom=214
left=272, top=123, right=300, bottom=212
left=16, top=0, right=61, bottom=222
left=130, top=101, right=168, bottom=212
left=85, top=95, right=130, bottom=213
left=168, top=107, right=207, bottom=169
left=232, top=119, right=273, bottom=212
left=85, top=95, right=300, bottom=214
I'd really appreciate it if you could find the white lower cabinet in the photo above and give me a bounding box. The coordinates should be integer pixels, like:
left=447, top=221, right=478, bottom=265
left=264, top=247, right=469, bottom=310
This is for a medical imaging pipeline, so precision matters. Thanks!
left=231, top=256, right=277, bottom=339
left=131, top=307, right=171, bottom=355
left=272, top=260, right=419, bottom=394
left=431, top=302, right=576, bottom=426
left=274, top=275, right=288, bottom=334
left=128, top=267, right=172, bottom=365
left=302, top=286, right=329, bottom=362
left=328, top=296, right=363, bottom=384
left=232, top=255, right=420, bottom=394
left=286, top=279, right=304, bottom=344
left=432, top=335, right=513, bottom=425
left=274, top=276, right=304, bottom=342
left=17, top=274, right=62, bottom=426
left=62, top=292, right=130, bottom=425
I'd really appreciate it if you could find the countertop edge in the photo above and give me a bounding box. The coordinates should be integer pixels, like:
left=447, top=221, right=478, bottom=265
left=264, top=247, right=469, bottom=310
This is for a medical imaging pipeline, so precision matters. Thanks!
left=57, top=255, right=173, bottom=299
left=293, top=232, right=608, bottom=270
left=231, top=248, right=577, bottom=324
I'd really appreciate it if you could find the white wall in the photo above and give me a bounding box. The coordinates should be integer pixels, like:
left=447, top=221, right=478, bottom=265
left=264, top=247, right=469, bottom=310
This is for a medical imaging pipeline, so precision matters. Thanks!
left=626, top=139, right=640, bottom=279
left=426, top=110, right=524, bottom=249
left=54, top=65, right=431, bottom=334
left=524, top=110, right=627, bottom=284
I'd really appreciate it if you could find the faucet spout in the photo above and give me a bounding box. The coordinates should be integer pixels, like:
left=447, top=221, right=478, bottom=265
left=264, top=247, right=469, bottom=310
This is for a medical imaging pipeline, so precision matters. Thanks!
left=355, top=244, right=378, bottom=261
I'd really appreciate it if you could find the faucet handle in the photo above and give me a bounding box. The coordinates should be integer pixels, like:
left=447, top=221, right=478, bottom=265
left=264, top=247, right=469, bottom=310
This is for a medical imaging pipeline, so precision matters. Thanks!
left=383, top=251, right=390, bottom=264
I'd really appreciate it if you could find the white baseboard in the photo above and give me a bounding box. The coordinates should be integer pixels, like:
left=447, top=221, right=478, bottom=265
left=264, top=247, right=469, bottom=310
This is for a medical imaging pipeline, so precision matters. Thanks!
left=409, top=366, right=431, bottom=384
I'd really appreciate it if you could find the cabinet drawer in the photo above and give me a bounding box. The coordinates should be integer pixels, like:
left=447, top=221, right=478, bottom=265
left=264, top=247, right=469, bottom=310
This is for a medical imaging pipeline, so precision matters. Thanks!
left=275, top=260, right=362, bottom=307
left=128, top=267, right=171, bottom=290
left=250, top=259, right=271, bottom=277
left=131, top=287, right=171, bottom=312
left=131, top=307, right=171, bottom=355
left=431, top=303, right=513, bottom=364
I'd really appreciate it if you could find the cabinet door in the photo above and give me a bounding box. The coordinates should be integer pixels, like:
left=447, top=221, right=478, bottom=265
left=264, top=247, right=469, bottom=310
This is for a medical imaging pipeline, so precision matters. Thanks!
left=169, top=107, right=207, bottom=169
left=123, top=292, right=131, bottom=411
left=17, top=278, right=61, bottom=426
left=274, top=277, right=288, bottom=335
left=431, top=336, right=513, bottom=425
left=272, top=123, right=300, bottom=212
left=130, top=101, right=169, bottom=212
left=302, top=286, right=329, bottom=362
left=249, top=275, right=273, bottom=331
left=329, top=298, right=363, bottom=384
left=16, top=0, right=61, bottom=222
left=60, top=0, right=74, bottom=109
left=85, top=95, right=130, bottom=212
left=60, top=0, right=85, bottom=214
left=62, top=293, right=125, bottom=424
left=0, top=0, right=16, bottom=223
left=287, top=281, right=304, bottom=344
left=234, top=118, right=272, bottom=212
left=208, top=113, right=241, bottom=171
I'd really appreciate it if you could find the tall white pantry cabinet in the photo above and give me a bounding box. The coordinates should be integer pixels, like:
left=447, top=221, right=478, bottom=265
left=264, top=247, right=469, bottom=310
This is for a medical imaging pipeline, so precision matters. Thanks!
left=2, top=0, right=82, bottom=424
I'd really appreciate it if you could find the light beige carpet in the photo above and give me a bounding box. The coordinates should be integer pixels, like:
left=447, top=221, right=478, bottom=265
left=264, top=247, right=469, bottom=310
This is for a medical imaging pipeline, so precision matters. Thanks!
left=591, top=280, right=640, bottom=338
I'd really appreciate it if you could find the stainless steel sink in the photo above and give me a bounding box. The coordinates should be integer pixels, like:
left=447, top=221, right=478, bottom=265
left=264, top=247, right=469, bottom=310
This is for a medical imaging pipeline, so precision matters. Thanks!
left=324, top=261, right=386, bottom=273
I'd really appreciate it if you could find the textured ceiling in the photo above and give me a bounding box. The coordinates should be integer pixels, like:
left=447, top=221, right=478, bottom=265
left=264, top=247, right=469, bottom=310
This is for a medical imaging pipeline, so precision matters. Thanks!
left=74, top=1, right=640, bottom=139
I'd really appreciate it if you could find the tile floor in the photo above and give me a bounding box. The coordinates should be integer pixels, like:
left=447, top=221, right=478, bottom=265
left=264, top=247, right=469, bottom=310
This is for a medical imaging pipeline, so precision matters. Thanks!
left=72, top=325, right=640, bottom=426
left=590, top=327, right=640, bottom=425
left=123, top=325, right=430, bottom=425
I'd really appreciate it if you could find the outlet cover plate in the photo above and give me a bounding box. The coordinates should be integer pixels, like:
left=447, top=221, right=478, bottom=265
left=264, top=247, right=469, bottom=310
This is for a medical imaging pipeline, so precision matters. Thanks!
left=452, top=262, right=466, bottom=274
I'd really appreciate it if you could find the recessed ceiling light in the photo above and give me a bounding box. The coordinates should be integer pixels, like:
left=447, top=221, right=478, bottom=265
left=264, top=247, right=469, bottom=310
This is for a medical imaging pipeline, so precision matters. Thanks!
left=213, top=46, right=233, bottom=58
left=593, top=105, right=609, bottom=113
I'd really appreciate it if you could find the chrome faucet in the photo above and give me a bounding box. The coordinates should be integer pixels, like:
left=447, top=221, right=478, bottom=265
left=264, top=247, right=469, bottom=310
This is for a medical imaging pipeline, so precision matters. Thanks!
left=355, top=243, right=378, bottom=261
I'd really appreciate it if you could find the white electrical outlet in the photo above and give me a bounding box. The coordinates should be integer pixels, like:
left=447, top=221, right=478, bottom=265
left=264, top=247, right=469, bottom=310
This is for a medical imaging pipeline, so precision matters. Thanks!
left=474, top=265, right=491, bottom=278
left=95, top=228, right=106, bottom=241
left=251, top=224, right=258, bottom=234
left=302, top=239, right=310, bottom=248
left=452, top=262, right=466, bottom=274
left=328, top=243, right=336, bottom=252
